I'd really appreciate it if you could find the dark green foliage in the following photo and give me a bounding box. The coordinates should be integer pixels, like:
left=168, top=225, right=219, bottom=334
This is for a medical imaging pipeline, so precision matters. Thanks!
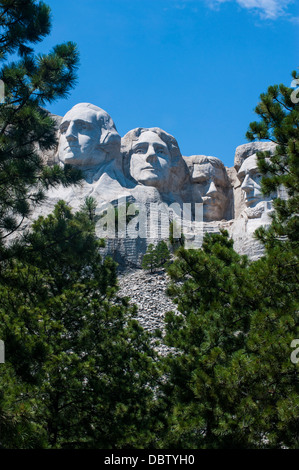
left=142, top=243, right=156, bottom=273
left=155, top=240, right=171, bottom=268
left=0, top=200, right=160, bottom=448
left=0, top=0, right=51, bottom=59
left=142, top=241, right=171, bottom=273
left=246, top=70, right=299, bottom=251
left=161, top=231, right=253, bottom=448
left=161, top=231, right=298, bottom=448
left=160, top=72, right=299, bottom=449
left=0, top=0, right=82, bottom=447
left=0, top=0, right=81, bottom=249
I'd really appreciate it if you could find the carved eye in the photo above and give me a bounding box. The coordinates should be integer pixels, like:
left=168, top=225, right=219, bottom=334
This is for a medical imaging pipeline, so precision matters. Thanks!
left=60, top=126, right=68, bottom=134
left=134, top=148, right=145, bottom=154
left=196, top=178, right=207, bottom=185
left=77, top=122, right=87, bottom=130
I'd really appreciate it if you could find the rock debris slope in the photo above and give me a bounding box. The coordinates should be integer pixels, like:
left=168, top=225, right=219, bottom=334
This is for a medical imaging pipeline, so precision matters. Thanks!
left=117, top=268, right=178, bottom=354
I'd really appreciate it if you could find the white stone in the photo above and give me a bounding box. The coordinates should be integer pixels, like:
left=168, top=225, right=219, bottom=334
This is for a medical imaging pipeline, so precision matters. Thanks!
left=183, top=155, right=233, bottom=221
left=227, top=151, right=277, bottom=259
left=25, top=104, right=286, bottom=265
left=121, top=127, right=190, bottom=201
left=234, top=141, right=276, bottom=171
left=58, top=102, right=121, bottom=170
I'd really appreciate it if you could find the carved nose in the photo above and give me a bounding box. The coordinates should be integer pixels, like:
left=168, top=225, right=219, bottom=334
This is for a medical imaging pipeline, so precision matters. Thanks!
left=206, top=181, right=218, bottom=196
left=241, top=174, right=254, bottom=192
left=65, top=123, right=77, bottom=141
left=145, top=146, right=158, bottom=163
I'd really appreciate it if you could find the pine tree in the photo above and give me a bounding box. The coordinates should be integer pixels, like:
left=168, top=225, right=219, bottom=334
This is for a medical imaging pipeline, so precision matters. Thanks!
left=161, top=231, right=254, bottom=448
left=161, top=230, right=298, bottom=448
left=244, top=70, right=299, bottom=447
left=142, top=241, right=171, bottom=273
left=155, top=240, right=171, bottom=268
left=0, top=199, right=160, bottom=448
left=0, top=0, right=82, bottom=447
left=0, top=0, right=81, bottom=251
left=142, top=243, right=157, bottom=273
left=246, top=69, right=299, bottom=250
left=160, top=72, right=299, bottom=449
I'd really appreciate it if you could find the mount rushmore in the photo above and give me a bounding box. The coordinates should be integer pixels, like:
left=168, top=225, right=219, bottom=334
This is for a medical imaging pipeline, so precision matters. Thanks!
left=35, top=102, right=278, bottom=266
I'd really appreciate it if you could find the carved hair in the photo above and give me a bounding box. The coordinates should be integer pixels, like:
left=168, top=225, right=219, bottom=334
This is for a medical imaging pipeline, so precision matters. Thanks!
left=186, top=154, right=226, bottom=170
left=184, top=155, right=230, bottom=188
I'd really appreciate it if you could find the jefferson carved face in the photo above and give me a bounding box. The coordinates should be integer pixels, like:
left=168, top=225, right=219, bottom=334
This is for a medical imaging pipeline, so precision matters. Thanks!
left=58, top=103, right=120, bottom=167
left=238, top=154, right=263, bottom=208
left=129, top=131, right=172, bottom=188
left=191, top=160, right=229, bottom=221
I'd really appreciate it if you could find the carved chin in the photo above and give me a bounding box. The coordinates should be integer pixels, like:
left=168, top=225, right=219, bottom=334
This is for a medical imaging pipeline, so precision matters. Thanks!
left=136, top=171, right=162, bottom=186
left=60, top=149, right=107, bottom=167
left=203, top=199, right=220, bottom=207
left=203, top=196, right=226, bottom=210
left=203, top=207, right=223, bottom=221
left=202, top=198, right=226, bottom=221
left=140, top=178, right=160, bottom=188
left=244, top=195, right=262, bottom=207
left=61, top=153, right=83, bottom=166
left=60, top=146, right=81, bottom=158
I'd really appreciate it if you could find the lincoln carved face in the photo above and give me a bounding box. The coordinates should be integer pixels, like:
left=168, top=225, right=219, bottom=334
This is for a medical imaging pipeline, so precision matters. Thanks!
left=237, top=154, right=263, bottom=208
left=189, top=157, right=229, bottom=221
left=58, top=103, right=120, bottom=168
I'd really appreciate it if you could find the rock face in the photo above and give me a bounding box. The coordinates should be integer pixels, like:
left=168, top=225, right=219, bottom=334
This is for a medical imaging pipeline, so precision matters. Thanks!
left=121, top=127, right=190, bottom=200
left=183, top=154, right=233, bottom=221
left=225, top=142, right=278, bottom=260
left=30, top=102, right=281, bottom=265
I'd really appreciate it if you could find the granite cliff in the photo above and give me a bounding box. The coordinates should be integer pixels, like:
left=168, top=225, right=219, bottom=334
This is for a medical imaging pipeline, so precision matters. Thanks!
left=29, top=102, right=278, bottom=266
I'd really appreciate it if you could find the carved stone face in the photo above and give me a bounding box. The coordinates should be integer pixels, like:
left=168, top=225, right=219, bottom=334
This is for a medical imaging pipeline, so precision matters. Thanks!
left=58, top=104, right=120, bottom=167
left=129, top=131, right=172, bottom=189
left=192, top=161, right=228, bottom=221
left=238, top=154, right=263, bottom=208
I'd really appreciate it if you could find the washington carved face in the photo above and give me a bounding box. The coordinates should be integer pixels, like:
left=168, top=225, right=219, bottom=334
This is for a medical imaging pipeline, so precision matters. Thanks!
left=238, top=155, right=263, bottom=208
left=129, top=131, right=172, bottom=188
left=58, top=104, right=120, bottom=168
left=192, top=160, right=229, bottom=221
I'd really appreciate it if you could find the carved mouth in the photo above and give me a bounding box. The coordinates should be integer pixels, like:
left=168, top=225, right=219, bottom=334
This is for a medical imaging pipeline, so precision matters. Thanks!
left=202, top=196, right=222, bottom=206
left=64, top=145, right=79, bottom=151
left=244, top=197, right=258, bottom=206
left=244, top=194, right=258, bottom=203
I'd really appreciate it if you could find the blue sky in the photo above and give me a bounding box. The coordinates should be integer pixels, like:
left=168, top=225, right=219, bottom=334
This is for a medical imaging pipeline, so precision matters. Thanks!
left=38, top=0, right=298, bottom=167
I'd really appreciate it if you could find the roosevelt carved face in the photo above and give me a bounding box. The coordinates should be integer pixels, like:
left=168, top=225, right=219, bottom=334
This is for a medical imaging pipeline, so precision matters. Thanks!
left=238, top=154, right=263, bottom=208
left=191, top=161, right=228, bottom=221
left=129, top=131, right=172, bottom=189
left=58, top=103, right=120, bottom=168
